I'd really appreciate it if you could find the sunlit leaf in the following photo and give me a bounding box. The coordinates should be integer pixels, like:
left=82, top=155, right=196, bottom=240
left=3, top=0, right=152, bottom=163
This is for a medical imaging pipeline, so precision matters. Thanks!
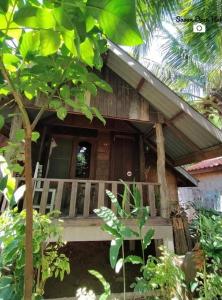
left=20, top=31, right=40, bottom=58
left=110, top=238, right=122, bottom=268
left=40, top=30, right=61, bottom=56
left=87, top=0, right=142, bottom=46
left=80, top=37, right=94, bottom=67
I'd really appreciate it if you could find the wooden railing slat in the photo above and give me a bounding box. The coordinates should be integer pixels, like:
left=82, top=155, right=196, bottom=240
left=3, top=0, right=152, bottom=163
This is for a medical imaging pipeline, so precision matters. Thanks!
left=98, top=182, right=105, bottom=208
left=83, top=182, right=91, bottom=217
left=124, top=183, right=130, bottom=213
left=111, top=182, right=118, bottom=213
left=136, top=183, right=143, bottom=206
left=69, top=181, right=78, bottom=217
left=39, top=180, right=50, bottom=214
left=54, top=181, right=64, bottom=211
left=148, top=185, right=156, bottom=217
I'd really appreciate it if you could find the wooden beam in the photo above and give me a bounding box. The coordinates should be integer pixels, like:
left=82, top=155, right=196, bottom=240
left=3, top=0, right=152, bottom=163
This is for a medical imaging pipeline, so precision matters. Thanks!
left=166, top=122, right=200, bottom=151
left=175, top=144, right=222, bottom=166
left=136, top=77, right=145, bottom=92
left=168, top=111, right=184, bottom=123
left=156, top=123, right=169, bottom=218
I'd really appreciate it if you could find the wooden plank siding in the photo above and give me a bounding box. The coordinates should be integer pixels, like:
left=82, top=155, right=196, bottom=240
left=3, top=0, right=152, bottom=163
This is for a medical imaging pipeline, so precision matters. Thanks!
left=90, top=67, right=150, bottom=121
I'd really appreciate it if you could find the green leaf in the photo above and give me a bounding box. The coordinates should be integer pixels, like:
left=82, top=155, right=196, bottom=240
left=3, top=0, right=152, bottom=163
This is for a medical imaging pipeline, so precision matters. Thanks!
left=83, top=82, right=97, bottom=96
left=191, top=281, right=198, bottom=293
left=110, top=238, right=122, bottom=268
left=57, top=107, right=67, bottom=120
left=115, top=258, right=123, bottom=273
left=91, top=107, right=105, bottom=125
left=14, top=185, right=26, bottom=203
left=101, top=224, right=120, bottom=238
left=62, top=30, right=77, bottom=55
left=80, top=37, right=94, bottom=67
left=60, top=85, right=70, bottom=99
left=88, top=73, right=112, bottom=92
left=20, top=31, right=40, bottom=58
left=53, top=7, right=73, bottom=30
left=13, top=6, right=38, bottom=27
left=40, top=30, right=61, bottom=56
left=15, top=129, right=25, bottom=142
left=49, top=100, right=62, bottom=109
left=81, top=106, right=93, bottom=121
left=0, top=175, right=8, bottom=191
left=14, top=6, right=56, bottom=29
left=0, top=115, right=4, bottom=129
left=0, top=1, right=9, bottom=13
left=31, top=131, right=40, bottom=142
left=143, top=229, right=154, bottom=249
left=125, top=255, right=144, bottom=265
left=3, top=53, right=19, bottom=72
left=94, top=206, right=120, bottom=230
left=87, top=0, right=142, bottom=46
left=89, top=270, right=111, bottom=300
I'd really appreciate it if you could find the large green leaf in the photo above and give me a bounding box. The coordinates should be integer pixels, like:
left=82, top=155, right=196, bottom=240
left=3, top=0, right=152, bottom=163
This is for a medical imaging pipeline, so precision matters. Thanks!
left=124, top=255, right=144, bottom=265
left=80, top=37, right=94, bottom=66
left=0, top=0, right=9, bottom=13
left=40, top=30, right=61, bottom=56
left=20, top=31, right=40, bottom=58
left=14, top=6, right=56, bottom=29
left=143, top=228, right=155, bottom=249
left=110, top=238, right=122, bottom=268
left=87, top=0, right=142, bottom=46
left=62, top=30, right=77, bottom=55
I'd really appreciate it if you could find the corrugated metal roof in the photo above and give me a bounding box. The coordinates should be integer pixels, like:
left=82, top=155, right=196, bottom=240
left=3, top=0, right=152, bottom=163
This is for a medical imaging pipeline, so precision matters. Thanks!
left=187, top=157, right=222, bottom=171
left=107, top=42, right=222, bottom=165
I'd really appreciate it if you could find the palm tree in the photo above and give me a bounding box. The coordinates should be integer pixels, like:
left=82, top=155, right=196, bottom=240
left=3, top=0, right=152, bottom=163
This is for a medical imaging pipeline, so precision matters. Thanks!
left=135, top=0, right=222, bottom=128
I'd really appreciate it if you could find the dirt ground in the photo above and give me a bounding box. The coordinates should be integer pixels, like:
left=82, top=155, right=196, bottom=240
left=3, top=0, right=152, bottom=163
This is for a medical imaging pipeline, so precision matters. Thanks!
left=44, top=240, right=155, bottom=299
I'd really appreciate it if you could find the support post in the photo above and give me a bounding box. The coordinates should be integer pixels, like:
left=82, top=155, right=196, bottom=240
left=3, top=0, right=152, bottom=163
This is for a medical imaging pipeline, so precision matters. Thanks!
left=155, top=123, right=169, bottom=218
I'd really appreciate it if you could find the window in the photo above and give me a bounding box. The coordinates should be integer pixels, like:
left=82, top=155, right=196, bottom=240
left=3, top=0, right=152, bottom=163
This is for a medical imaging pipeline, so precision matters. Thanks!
left=75, top=142, right=91, bottom=178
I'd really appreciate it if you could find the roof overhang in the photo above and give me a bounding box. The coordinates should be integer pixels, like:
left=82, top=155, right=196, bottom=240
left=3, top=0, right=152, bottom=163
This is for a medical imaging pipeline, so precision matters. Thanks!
left=107, top=41, right=222, bottom=166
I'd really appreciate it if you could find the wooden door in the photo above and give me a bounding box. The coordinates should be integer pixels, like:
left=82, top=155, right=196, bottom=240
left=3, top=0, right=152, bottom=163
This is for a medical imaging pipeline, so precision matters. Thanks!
left=111, top=135, right=139, bottom=181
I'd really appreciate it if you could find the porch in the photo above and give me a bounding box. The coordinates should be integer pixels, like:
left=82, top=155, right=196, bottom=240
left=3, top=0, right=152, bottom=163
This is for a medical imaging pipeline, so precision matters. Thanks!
left=0, top=178, right=174, bottom=250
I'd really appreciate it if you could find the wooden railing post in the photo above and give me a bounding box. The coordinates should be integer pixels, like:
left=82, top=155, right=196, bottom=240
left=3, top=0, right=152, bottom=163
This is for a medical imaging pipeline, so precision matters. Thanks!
left=155, top=122, right=169, bottom=218
left=83, top=182, right=91, bottom=217
left=39, top=180, right=50, bottom=214
left=54, top=181, right=64, bottom=211
left=69, top=181, right=78, bottom=217
left=98, top=182, right=105, bottom=208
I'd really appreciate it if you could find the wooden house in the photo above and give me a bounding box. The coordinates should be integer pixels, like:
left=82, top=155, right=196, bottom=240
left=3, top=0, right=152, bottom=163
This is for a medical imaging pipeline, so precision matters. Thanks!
left=1, top=41, right=222, bottom=253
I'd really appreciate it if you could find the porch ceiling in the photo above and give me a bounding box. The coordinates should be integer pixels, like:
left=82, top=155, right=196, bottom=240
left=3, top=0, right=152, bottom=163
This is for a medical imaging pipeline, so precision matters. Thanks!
left=107, top=41, right=222, bottom=166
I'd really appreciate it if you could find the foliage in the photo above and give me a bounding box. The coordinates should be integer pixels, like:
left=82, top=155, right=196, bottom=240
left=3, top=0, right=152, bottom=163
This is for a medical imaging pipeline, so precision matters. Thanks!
left=191, top=211, right=222, bottom=299
left=0, top=207, right=70, bottom=300
left=0, top=1, right=142, bottom=297
left=135, top=1, right=222, bottom=128
left=94, top=182, right=154, bottom=297
left=132, top=247, right=187, bottom=300
left=88, top=270, right=111, bottom=300
left=0, top=0, right=142, bottom=174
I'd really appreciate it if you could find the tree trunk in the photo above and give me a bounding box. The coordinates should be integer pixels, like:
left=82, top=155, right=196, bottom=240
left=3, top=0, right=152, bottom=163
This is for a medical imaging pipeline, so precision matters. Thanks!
left=24, top=133, right=33, bottom=300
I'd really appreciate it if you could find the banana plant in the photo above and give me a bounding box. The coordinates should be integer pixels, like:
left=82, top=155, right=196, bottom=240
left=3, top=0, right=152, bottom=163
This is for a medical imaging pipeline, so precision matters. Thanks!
left=94, top=181, right=155, bottom=298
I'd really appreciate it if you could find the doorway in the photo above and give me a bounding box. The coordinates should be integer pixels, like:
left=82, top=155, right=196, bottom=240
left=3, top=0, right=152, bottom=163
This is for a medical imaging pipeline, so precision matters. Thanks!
left=111, top=134, right=139, bottom=181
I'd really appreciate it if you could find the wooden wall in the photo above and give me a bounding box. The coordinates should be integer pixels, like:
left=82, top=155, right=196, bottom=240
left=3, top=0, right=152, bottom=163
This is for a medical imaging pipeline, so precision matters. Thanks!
left=145, top=161, right=178, bottom=210
left=90, top=67, right=150, bottom=122
left=95, top=132, right=111, bottom=180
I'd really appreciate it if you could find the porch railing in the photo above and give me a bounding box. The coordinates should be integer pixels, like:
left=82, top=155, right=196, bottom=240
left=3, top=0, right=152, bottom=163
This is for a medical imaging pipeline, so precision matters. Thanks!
left=0, top=178, right=160, bottom=218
